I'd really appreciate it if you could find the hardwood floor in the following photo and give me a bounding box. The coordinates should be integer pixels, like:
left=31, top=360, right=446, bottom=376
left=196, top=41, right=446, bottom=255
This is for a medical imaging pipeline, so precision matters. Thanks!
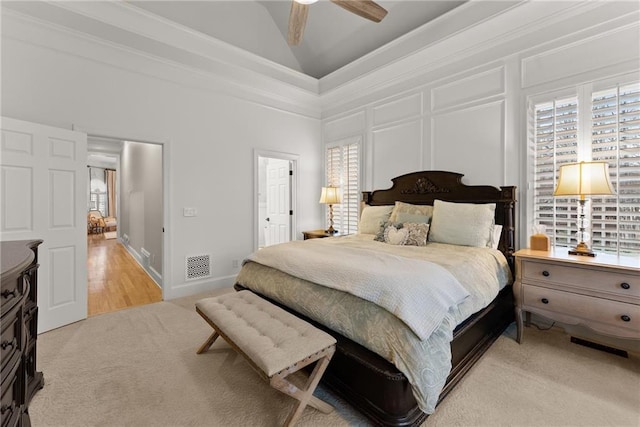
left=87, top=233, right=162, bottom=316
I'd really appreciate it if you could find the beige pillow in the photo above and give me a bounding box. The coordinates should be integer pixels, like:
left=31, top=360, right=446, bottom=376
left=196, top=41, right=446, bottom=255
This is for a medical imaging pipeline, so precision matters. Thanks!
left=428, top=200, right=495, bottom=247
left=358, top=205, right=394, bottom=234
left=389, top=201, right=434, bottom=223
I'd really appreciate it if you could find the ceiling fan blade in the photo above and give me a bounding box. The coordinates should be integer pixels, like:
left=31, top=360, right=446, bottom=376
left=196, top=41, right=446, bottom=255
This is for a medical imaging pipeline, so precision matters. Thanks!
left=287, top=1, right=309, bottom=46
left=330, top=0, right=388, bottom=23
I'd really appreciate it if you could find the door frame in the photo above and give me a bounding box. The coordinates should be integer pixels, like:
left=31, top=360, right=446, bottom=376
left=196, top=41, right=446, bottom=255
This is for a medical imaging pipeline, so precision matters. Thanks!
left=253, top=149, right=298, bottom=252
left=74, top=124, right=170, bottom=299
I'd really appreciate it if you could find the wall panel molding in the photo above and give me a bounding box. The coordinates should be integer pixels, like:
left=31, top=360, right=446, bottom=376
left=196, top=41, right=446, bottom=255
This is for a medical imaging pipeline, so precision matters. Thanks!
left=430, top=100, right=505, bottom=186
left=323, top=111, right=366, bottom=142
left=372, top=93, right=422, bottom=128
left=521, top=23, right=640, bottom=89
left=371, top=119, right=422, bottom=190
left=431, top=66, right=505, bottom=112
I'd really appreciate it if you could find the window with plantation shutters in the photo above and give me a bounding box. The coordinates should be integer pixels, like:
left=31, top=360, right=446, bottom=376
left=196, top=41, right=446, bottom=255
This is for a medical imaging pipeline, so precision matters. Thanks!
left=531, top=81, right=640, bottom=256
left=326, top=140, right=360, bottom=235
left=591, top=83, right=640, bottom=255
left=533, top=97, right=579, bottom=248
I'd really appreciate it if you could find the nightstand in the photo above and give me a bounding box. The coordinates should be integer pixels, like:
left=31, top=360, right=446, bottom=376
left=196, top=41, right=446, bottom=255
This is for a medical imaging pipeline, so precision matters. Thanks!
left=513, top=249, right=640, bottom=344
left=302, top=229, right=339, bottom=240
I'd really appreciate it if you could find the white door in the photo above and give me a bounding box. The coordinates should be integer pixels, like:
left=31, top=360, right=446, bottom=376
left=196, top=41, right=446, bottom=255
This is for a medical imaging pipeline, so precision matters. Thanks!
left=265, top=159, right=291, bottom=246
left=1, top=117, right=88, bottom=333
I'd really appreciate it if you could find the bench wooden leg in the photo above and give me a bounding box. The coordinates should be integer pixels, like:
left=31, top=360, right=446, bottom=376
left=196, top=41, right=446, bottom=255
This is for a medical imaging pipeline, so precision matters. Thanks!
left=196, top=331, right=220, bottom=354
left=270, top=354, right=334, bottom=427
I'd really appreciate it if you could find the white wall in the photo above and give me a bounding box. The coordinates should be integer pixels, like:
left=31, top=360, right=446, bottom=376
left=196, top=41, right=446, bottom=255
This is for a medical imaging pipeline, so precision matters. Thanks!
left=120, top=141, right=163, bottom=278
left=321, top=1, right=640, bottom=249
left=2, top=1, right=638, bottom=304
left=1, top=14, right=323, bottom=299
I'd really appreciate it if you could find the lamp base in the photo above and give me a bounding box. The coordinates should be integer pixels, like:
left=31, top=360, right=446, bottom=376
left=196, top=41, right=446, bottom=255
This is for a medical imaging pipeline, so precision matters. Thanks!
left=325, top=226, right=338, bottom=235
left=568, top=242, right=596, bottom=257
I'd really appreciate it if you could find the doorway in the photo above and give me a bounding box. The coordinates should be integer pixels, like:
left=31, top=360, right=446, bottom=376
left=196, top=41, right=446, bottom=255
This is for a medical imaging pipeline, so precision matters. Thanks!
left=87, top=136, right=165, bottom=316
left=255, top=150, right=298, bottom=250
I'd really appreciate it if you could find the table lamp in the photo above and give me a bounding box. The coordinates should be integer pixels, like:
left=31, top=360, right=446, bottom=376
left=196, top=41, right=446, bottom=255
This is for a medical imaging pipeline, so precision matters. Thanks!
left=553, top=161, right=615, bottom=256
left=319, top=186, right=341, bottom=234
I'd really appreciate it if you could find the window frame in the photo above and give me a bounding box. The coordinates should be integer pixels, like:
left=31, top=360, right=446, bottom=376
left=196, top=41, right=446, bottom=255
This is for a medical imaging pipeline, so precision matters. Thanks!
left=527, top=75, right=640, bottom=256
left=325, top=136, right=362, bottom=235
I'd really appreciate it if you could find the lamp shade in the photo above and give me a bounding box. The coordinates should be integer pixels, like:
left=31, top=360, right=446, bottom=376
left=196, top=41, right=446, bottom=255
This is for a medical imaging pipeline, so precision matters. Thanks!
left=319, top=186, right=341, bottom=204
left=553, top=161, right=615, bottom=197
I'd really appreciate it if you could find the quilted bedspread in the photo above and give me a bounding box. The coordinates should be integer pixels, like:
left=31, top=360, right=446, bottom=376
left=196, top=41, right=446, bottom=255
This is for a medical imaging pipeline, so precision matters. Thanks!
left=236, top=234, right=512, bottom=413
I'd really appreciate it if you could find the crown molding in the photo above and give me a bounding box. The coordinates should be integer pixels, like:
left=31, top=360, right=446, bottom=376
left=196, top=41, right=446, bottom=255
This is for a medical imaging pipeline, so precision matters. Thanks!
left=319, top=1, right=638, bottom=117
left=1, top=8, right=322, bottom=119
left=319, top=1, right=523, bottom=93
left=51, top=1, right=319, bottom=94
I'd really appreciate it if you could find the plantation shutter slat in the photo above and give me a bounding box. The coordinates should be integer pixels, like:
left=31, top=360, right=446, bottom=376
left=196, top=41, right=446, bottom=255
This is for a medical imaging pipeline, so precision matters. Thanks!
left=591, top=83, right=640, bottom=255
left=533, top=97, right=579, bottom=248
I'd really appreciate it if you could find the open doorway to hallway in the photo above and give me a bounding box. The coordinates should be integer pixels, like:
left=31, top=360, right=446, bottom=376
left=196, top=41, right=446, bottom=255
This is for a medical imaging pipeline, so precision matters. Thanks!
left=255, top=150, right=298, bottom=250
left=87, top=233, right=162, bottom=315
left=87, top=137, right=164, bottom=316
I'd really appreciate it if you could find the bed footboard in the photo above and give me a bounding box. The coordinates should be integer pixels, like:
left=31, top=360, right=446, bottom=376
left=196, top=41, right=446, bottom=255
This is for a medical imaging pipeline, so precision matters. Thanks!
left=234, top=283, right=514, bottom=426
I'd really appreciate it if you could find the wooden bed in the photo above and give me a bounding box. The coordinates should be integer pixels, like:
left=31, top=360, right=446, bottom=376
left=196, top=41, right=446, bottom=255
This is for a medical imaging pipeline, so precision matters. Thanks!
left=236, top=170, right=517, bottom=426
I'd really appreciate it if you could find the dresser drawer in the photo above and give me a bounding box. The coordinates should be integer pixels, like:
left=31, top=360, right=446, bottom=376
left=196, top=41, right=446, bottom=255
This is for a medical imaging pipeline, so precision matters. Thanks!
left=523, top=284, right=640, bottom=337
left=522, top=259, right=640, bottom=299
left=1, top=274, right=27, bottom=316
left=0, top=367, right=21, bottom=427
left=0, top=303, right=23, bottom=374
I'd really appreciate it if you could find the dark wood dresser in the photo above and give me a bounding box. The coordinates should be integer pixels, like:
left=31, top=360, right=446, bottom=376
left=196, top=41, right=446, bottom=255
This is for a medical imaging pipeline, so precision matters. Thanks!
left=1, top=240, right=43, bottom=427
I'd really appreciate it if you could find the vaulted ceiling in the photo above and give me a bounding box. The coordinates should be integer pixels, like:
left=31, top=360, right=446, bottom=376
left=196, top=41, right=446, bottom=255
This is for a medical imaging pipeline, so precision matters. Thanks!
left=131, top=1, right=466, bottom=78
left=4, top=0, right=465, bottom=79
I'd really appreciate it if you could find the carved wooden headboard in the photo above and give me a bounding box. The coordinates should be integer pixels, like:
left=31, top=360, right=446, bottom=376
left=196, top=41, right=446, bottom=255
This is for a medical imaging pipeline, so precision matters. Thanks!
left=362, top=171, right=517, bottom=269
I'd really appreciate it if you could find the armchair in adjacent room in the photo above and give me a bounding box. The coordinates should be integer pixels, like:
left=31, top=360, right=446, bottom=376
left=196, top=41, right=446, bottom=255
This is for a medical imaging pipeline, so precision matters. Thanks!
left=88, top=210, right=106, bottom=234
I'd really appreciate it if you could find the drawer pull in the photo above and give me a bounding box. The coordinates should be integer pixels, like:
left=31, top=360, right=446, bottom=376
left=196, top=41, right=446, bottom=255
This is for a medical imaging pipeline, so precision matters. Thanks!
left=1, top=289, right=17, bottom=299
left=1, top=337, right=17, bottom=350
left=621, top=315, right=631, bottom=322
left=620, top=282, right=630, bottom=290
left=541, top=298, right=549, bottom=304
left=542, top=271, right=550, bottom=277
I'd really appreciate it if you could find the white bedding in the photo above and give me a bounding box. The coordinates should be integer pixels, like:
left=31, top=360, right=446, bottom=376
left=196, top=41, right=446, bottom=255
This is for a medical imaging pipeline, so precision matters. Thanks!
left=246, top=239, right=470, bottom=341
left=236, top=234, right=512, bottom=413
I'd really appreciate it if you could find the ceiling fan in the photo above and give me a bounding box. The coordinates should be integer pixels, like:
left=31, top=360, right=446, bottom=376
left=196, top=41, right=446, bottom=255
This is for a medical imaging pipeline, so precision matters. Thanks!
left=288, top=0, right=388, bottom=45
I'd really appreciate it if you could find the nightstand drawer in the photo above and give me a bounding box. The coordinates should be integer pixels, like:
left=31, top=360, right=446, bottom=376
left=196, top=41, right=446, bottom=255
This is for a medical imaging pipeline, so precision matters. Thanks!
left=523, top=284, right=640, bottom=337
left=521, top=260, right=640, bottom=299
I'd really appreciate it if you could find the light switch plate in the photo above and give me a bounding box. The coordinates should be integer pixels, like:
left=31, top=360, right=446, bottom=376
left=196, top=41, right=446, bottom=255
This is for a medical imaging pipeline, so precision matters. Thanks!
left=183, top=207, right=197, bottom=217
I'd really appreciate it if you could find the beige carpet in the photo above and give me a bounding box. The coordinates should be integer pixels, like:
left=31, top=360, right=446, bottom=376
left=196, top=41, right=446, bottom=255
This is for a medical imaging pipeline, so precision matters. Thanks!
left=31, top=288, right=640, bottom=426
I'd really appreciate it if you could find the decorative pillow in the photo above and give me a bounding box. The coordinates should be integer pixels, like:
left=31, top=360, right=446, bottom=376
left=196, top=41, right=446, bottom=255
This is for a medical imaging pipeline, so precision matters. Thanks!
left=428, top=200, right=496, bottom=247
left=389, top=202, right=434, bottom=223
left=358, top=205, right=394, bottom=234
left=374, top=220, right=395, bottom=242
left=395, top=211, right=431, bottom=224
left=402, top=223, right=429, bottom=246
left=383, top=224, right=409, bottom=245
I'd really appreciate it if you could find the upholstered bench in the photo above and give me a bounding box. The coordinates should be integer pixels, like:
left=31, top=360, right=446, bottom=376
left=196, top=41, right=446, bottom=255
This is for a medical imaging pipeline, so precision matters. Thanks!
left=195, top=290, right=337, bottom=427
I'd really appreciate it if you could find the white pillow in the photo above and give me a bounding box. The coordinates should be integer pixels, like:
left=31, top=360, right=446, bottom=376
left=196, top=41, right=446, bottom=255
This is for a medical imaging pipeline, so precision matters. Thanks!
left=490, top=225, right=503, bottom=249
left=428, top=200, right=496, bottom=247
left=358, top=205, right=394, bottom=234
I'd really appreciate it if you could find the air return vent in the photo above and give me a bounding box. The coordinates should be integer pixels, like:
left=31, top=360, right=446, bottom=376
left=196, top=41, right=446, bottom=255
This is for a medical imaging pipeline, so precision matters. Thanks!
left=185, top=254, right=211, bottom=280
